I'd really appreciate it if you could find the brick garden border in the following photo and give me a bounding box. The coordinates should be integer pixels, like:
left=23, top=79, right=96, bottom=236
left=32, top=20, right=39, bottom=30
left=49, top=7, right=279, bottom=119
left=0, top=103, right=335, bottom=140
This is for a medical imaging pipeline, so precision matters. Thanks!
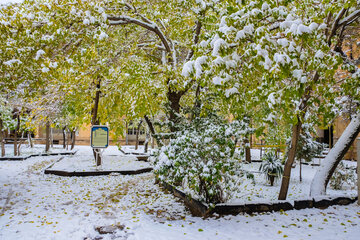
left=0, top=151, right=77, bottom=161
left=158, top=181, right=358, bottom=217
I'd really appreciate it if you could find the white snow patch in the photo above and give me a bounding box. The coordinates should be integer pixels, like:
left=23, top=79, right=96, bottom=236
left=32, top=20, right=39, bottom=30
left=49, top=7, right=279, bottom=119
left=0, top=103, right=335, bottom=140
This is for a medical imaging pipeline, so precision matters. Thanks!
left=35, top=49, right=45, bottom=60
left=3, top=59, right=22, bottom=66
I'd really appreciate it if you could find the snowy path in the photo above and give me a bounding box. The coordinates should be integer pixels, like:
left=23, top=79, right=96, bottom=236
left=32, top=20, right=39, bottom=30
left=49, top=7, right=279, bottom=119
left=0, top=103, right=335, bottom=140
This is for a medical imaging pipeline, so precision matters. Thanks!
left=0, top=146, right=359, bottom=239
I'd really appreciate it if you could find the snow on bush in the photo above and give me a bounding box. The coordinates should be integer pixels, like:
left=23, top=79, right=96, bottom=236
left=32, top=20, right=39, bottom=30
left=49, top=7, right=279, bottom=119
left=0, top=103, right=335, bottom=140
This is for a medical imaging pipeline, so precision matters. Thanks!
left=155, top=116, right=252, bottom=204
left=329, top=162, right=356, bottom=190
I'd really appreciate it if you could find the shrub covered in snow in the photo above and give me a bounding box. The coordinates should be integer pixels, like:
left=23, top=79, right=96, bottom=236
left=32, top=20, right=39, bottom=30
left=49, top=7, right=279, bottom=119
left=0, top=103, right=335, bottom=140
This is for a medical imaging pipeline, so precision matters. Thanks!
left=154, top=116, right=252, bottom=204
left=329, top=162, right=356, bottom=190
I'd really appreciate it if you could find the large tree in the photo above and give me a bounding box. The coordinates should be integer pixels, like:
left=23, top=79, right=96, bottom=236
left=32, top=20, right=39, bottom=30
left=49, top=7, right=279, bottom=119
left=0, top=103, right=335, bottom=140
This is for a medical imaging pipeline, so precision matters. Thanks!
left=189, top=0, right=359, bottom=199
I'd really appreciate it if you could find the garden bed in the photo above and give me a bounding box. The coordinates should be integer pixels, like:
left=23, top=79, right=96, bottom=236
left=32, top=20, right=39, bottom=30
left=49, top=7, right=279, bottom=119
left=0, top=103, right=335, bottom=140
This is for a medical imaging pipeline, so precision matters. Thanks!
left=158, top=180, right=358, bottom=217
left=44, top=154, right=153, bottom=176
left=157, top=161, right=357, bottom=217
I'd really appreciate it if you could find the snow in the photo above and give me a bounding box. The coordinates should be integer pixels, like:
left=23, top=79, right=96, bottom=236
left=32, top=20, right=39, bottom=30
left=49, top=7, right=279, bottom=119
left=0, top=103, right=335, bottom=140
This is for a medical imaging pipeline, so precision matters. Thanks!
left=83, top=19, right=90, bottom=25
left=273, top=53, right=290, bottom=65
left=310, top=112, right=360, bottom=196
left=41, top=67, right=50, bottom=73
left=35, top=50, right=45, bottom=60
left=296, top=24, right=311, bottom=35
left=309, top=22, right=318, bottom=31
left=212, top=38, right=227, bottom=57
left=48, top=155, right=150, bottom=172
left=212, top=76, right=223, bottom=85
left=97, top=31, right=108, bottom=40
left=3, top=59, right=22, bottom=66
left=277, top=38, right=288, bottom=47
left=235, top=30, right=246, bottom=40
left=181, top=60, right=194, bottom=77
left=292, top=69, right=303, bottom=80
left=315, top=50, right=324, bottom=59
left=1, top=145, right=360, bottom=239
left=225, top=87, right=238, bottom=97
left=120, top=145, right=155, bottom=155
left=2, top=144, right=75, bottom=157
left=229, top=162, right=357, bottom=204
left=194, top=56, right=207, bottom=78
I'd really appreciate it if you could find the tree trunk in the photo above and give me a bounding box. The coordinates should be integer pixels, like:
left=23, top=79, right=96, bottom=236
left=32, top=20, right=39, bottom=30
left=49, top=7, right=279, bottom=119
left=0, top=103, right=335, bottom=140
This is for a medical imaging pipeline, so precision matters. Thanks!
left=50, top=128, right=54, bottom=148
left=71, top=129, right=76, bottom=150
left=91, top=82, right=101, bottom=126
left=144, top=133, right=149, bottom=153
left=135, top=120, right=143, bottom=150
left=278, top=117, right=302, bottom=200
left=144, top=115, right=162, bottom=147
left=62, top=126, right=66, bottom=149
left=28, top=132, right=34, bottom=148
left=310, top=113, right=360, bottom=196
left=45, top=121, right=50, bottom=152
left=269, top=175, right=275, bottom=186
left=125, top=121, right=129, bottom=145
left=167, top=90, right=182, bottom=132
left=13, top=113, right=20, bottom=156
left=13, top=135, right=17, bottom=156
left=245, top=136, right=251, bottom=163
left=67, top=130, right=71, bottom=150
left=299, top=158, right=302, bottom=182
left=0, top=118, right=5, bottom=157
left=91, top=81, right=101, bottom=165
left=17, top=132, right=24, bottom=156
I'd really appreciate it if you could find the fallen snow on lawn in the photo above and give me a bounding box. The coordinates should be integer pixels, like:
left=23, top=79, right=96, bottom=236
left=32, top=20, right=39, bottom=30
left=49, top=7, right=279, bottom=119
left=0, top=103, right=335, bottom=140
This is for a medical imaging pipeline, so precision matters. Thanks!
left=1, top=146, right=359, bottom=240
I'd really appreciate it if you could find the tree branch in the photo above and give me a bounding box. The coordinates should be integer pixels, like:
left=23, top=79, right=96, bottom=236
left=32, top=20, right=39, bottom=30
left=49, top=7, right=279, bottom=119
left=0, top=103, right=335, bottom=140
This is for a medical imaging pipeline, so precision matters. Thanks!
left=338, top=10, right=360, bottom=27
left=186, top=20, right=202, bottom=61
left=107, top=15, right=172, bottom=54
left=327, top=8, right=347, bottom=46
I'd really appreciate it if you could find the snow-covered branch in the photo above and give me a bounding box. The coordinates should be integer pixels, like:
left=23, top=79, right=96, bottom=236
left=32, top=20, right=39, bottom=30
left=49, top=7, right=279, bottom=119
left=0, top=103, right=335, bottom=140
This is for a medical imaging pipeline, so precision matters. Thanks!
left=186, top=20, right=202, bottom=61
left=338, top=9, right=360, bottom=27
left=327, top=8, right=347, bottom=45
left=107, top=15, right=172, bottom=54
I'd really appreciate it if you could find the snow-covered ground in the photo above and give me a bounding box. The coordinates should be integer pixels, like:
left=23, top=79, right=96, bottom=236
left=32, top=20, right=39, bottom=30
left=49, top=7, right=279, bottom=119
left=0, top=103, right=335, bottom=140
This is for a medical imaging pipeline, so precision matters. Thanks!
left=48, top=155, right=150, bottom=172
left=1, top=145, right=360, bottom=239
left=228, top=162, right=357, bottom=204
left=2, top=144, right=75, bottom=157
left=120, top=145, right=155, bottom=155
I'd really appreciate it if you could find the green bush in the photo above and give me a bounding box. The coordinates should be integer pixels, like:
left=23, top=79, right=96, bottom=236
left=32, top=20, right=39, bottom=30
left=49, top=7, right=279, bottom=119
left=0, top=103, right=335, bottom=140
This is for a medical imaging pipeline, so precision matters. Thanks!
left=155, top=117, right=252, bottom=204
